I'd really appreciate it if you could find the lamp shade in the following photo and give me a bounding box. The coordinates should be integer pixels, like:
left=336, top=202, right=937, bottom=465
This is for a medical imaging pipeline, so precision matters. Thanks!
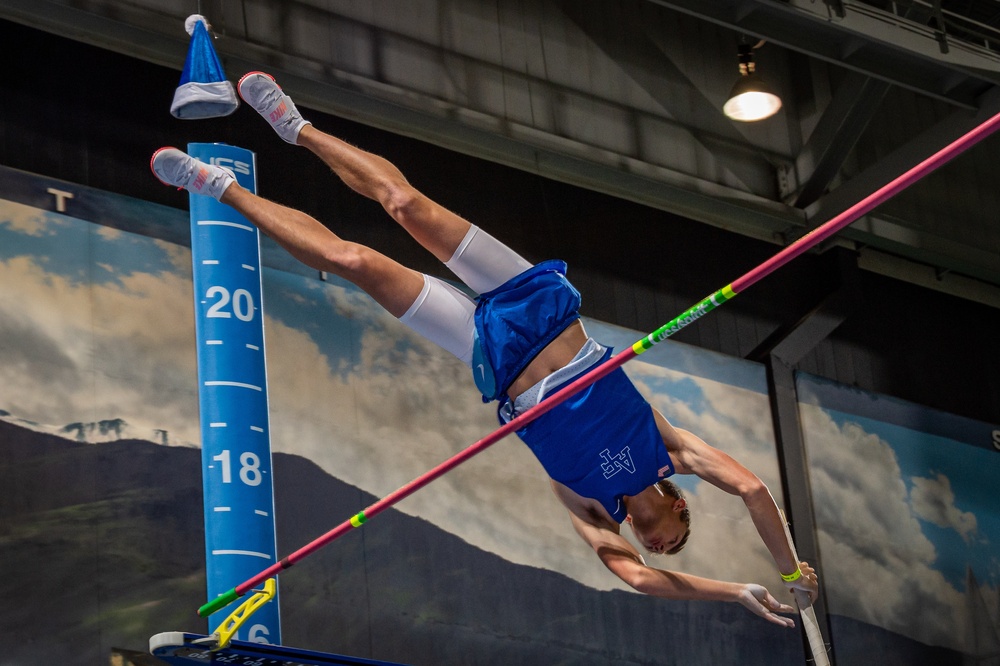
left=723, top=73, right=782, bottom=122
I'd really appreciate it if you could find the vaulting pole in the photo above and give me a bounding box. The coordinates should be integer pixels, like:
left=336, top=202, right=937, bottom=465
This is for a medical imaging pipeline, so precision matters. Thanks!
left=198, top=109, right=1000, bottom=619
left=780, top=511, right=830, bottom=665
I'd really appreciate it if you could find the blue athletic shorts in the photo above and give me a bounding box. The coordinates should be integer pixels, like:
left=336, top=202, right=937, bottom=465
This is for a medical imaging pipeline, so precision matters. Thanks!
left=472, top=260, right=581, bottom=402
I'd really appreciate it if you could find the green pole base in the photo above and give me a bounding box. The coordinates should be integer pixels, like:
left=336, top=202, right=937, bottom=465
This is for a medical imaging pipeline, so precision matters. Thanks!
left=198, top=587, right=241, bottom=617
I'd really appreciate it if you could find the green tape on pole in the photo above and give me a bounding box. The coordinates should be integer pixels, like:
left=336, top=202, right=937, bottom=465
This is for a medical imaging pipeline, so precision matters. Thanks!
left=632, top=287, right=736, bottom=355
left=350, top=511, right=367, bottom=528
left=199, top=587, right=241, bottom=617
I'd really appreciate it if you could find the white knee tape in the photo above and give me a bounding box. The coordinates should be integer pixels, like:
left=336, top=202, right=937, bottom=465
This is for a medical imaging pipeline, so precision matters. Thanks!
left=445, top=225, right=531, bottom=295
left=398, top=274, right=476, bottom=365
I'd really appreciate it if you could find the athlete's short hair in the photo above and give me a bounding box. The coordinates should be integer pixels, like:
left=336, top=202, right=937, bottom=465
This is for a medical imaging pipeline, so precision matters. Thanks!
left=655, top=479, right=691, bottom=555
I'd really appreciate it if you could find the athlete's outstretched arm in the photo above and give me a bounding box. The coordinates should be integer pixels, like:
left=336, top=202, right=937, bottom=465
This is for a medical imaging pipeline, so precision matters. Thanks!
left=653, top=410, right=819, bottom=601
left=549, top=481, right=797, bottom=627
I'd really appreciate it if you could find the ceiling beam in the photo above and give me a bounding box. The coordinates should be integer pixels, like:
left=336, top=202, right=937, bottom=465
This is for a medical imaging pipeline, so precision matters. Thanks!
left=645, top=0, right=1000, bottom=108
left=557, top=0, right=777, bottom=193
left=804, top=84, right=1000, bottom=285
left=791, top=72, right=891, bottom=207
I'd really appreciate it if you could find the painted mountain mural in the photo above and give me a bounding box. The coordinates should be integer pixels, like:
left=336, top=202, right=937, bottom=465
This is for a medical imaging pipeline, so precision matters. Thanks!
left=1, top=418, right=969, bottom=665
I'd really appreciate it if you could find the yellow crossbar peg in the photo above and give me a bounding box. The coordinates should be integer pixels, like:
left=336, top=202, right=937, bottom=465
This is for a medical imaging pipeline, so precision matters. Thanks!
left=210, top=578, right=277, bottom=651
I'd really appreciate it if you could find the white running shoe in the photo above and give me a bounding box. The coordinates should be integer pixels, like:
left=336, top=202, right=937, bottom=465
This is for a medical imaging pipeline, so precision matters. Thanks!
left=237, top=71, right=311, bottom=144
left=150, top=147, right=235, bottom=200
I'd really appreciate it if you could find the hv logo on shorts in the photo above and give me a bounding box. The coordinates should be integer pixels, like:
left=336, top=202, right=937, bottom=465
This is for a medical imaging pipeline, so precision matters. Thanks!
left=600, top=446, right=636, bottom=478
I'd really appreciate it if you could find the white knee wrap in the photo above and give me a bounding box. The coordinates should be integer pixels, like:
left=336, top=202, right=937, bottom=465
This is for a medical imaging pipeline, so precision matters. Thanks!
left=398, top=274, right=476, bottom=365
left=445, top=225, right=531, bottom=295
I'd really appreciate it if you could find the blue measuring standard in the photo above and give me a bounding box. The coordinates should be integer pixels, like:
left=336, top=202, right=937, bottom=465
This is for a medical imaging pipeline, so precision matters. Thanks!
left=150, top=633, right=408, bottom=666
left=188, top=143, right=281, bottom=643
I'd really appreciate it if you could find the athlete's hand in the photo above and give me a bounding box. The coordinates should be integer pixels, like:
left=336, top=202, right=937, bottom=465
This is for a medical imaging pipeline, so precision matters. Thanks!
left=736, top=584, right=796, bottom=627
left=783, top=561, right=820, bottom=604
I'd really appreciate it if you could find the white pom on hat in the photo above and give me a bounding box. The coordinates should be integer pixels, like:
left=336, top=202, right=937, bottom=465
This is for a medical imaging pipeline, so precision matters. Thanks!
left=184, top=14, right=209, bottom=36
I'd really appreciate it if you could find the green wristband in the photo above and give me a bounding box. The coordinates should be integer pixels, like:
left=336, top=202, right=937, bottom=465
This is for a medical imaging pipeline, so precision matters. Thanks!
left=781, top=568, right=802, bottom=582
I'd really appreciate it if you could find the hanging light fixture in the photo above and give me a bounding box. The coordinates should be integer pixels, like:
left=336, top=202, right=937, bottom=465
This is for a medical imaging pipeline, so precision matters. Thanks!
left=723, top=41, right=782, bottom=122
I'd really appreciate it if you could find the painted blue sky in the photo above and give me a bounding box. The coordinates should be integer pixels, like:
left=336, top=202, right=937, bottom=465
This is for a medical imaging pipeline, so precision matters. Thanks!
left=798, top=372, right=998, bottom=589
left=821, top=404, right=997, bottom=591
left=0, top=204, right=184, bottom=288
left=797, top=373, right=999, bottom=649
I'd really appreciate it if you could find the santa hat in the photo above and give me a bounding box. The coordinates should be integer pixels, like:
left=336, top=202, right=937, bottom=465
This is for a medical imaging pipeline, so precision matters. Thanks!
left=170, top=15, right=239, bottom=119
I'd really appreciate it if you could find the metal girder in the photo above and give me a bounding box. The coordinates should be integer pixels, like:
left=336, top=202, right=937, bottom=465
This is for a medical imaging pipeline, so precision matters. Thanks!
left=789, top=0, right=945, bottom=208
left=750, top=250, right=861, bottom=666
left=766, top=356, right=838, bottom=665
left=644, top=0, right=1000, bottom=108
left=557, top=0, right=777, bottom=192
left=804, top=84, right=1000, bottom=287
left=791, top=72, right=891, bottom=207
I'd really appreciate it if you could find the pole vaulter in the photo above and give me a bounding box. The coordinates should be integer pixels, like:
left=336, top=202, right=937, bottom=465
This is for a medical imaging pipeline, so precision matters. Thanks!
left=194, top=109, right=1000, bottom=660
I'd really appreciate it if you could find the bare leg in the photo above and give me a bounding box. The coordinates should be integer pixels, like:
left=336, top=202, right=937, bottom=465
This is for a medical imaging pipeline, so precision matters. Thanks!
left=296, top=125, right=472, bottom=262
left=220, top=183, right=424, bottom=317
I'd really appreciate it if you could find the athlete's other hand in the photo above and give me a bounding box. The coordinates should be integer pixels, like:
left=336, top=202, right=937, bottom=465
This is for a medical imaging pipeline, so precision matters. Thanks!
left=737, top=584, right=796, bottom=627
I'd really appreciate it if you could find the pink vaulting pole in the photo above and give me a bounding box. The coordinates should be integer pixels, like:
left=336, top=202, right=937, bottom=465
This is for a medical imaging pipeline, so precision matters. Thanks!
left=199, top=110, right=1000, bottom=618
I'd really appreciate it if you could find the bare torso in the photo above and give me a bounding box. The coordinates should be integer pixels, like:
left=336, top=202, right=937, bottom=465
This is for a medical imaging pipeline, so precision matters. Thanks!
left=506, top=320, right=590, bottom=401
